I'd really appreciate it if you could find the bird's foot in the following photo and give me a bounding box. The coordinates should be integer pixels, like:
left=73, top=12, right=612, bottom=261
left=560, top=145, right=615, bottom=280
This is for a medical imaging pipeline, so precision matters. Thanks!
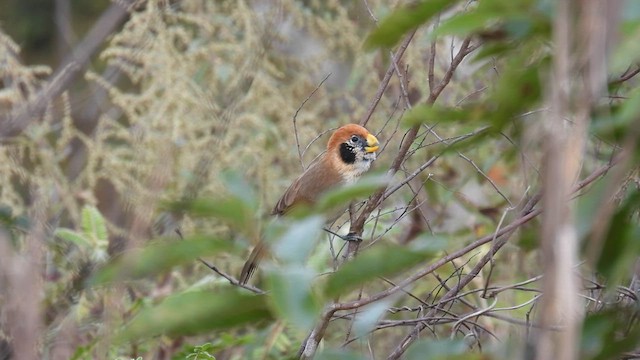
left=343, top=232, right=362, bottom=242
left=323, top=228, right=362, bottom=242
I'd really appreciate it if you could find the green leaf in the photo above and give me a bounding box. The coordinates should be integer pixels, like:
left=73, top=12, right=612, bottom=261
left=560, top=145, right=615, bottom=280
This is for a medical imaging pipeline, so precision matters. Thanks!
left=316, top=174, right=389, bottom=213
left=271, top=215, right=325, bottom=265
left=353, top=298, right=395, bottom=339
left=580, top=307, right=640, bottom=360
left=324, top=236, right=445, bottom=298
left=432, top=9, right=499, bottom=38
left=119, top=289, right=272, bottom=340
left=593, top=88, right=640, bottom=142
left=610, top=22, right=640, bottom=75
left=364, top=0, right=457, bottom=50
left=91, top=235, right=236, bottom=285
left=220, top=170, right=258, bottom=208
left=405, top=339, right=473, bottom=360
left=403, top=103, right=489, bottom=127
left=175, top=196, right=254, bottom=229
left=316, top=350, right=367, bottom=360
left=267, top=265, right=320, bottom=330
left=55, top=228, right=90, bottom=247
left=596, top=191, right=640, bottom=284
left=81, top=205, right=108, bottom=244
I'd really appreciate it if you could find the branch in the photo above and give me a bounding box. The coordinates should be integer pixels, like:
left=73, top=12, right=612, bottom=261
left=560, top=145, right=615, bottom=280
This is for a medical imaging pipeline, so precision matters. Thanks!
left=359, top=30, right=417, bottom=128
left=1, top=0, right=134, bottom=139
left=292, top=73, right=332, bottom=170
left=299, top=28, right=418, bottom=359
left=352, top=37, right=476, bottom=235
left=385, top=158, right=619, bottom=359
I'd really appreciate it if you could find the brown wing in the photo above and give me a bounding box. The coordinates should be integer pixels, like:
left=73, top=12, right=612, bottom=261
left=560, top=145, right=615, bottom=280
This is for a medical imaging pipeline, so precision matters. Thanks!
left=271, top=155, right=343, bottom=216
left=241, top=155, right=344, bottom=284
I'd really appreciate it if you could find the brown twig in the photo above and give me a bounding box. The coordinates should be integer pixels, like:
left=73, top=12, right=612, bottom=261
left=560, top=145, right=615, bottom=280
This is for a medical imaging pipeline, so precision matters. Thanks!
left=359, top=30, right=417, bottom=128
left=292, top=73, right=332, bottom=169
left=385, top=158, right=619, bottom=359
left=1, top=0, right=134, bottom=139
left=299, top=28, right=418, bottom=359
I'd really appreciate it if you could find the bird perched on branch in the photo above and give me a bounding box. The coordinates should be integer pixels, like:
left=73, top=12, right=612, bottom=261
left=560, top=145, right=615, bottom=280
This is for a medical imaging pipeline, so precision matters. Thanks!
left=239, top=123, right=379, bottom=284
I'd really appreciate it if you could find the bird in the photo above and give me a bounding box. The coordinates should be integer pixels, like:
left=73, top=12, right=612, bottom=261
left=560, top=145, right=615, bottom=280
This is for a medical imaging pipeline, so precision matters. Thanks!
left=239, top=123, right=379, bottom=284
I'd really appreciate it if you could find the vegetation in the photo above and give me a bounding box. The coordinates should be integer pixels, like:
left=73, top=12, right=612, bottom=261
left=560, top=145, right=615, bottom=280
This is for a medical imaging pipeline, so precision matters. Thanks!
left=0, top=0, right=639, bottom=359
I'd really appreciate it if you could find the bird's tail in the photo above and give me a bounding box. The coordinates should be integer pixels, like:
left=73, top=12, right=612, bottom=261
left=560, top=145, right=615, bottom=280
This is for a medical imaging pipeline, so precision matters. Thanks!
left=239, top=241, right=267, bottom=284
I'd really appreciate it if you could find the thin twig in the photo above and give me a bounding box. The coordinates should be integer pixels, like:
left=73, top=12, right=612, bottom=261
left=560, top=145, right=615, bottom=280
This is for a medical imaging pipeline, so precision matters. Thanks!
left=359, top=30, right=417, bottom=127
left=292, top=73, right=332, bottom=169
left=1, top=0, right=134, bottom=139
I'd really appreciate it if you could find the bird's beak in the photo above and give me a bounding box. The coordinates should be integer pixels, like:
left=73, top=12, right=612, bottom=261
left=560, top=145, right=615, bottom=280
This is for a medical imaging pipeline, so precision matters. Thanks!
left=364, top=133, right=379, bottom=153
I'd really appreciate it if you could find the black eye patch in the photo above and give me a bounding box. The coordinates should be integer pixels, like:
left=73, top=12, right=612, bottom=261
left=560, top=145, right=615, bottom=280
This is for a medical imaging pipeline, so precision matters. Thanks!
left=340, top=143, right=356, bottom=164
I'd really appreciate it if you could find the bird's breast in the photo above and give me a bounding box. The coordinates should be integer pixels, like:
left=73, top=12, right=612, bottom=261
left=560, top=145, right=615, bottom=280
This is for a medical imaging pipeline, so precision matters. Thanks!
left=341, top=158, right=373, bottom=184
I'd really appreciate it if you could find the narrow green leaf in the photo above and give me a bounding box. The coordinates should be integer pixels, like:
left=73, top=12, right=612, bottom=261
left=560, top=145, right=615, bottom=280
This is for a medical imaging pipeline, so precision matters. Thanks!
left=364, top=0, right=457, bottom=50
left=316, top=350, right=367, bottom=360
left=324, top=236, right=445, bottom=298
left=596, top=191, right=640, bottom=284
left=403, top=103, right=489, bottom=127
left=592, top=88, right=640, bottom=143
left=431, top=10, right=498, bottom=38
left=91, top=236, right=236, bottom=285
left=119, top=289, right=272, bottom=340
left=267, top=265, right=320, bottom=330
left=316, top=174, right=389, bottom=212
left=580, top=307, right=640, bottom=360
left=405, top=339, right=471, bottom=360
left=272, top=216, right=325, bottom=264
left=81, top=205, right=108, bottom=243
left=55, top=228, right=90, bottom=247
left=220, top=170, right=258, bottom=208
left=353, top=298, right=395, bottom=339
left=176, top=196, right=254, bottom=229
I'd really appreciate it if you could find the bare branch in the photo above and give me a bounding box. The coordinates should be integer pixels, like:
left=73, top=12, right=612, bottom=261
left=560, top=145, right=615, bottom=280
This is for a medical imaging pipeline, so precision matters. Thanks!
left=1, top=0, right=134, bottom=139
left=292, top=73, right=332, bottom=170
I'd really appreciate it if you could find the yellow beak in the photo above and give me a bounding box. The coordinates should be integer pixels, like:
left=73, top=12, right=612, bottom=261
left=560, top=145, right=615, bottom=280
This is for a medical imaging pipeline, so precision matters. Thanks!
left=364, top=133, right=379, bottom=153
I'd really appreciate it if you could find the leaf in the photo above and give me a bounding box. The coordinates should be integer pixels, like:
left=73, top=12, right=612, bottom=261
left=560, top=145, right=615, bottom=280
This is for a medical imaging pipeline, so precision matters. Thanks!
left=405, top=339, right=473, bottom=360
left=596, top=191, right=640, bottom=285
left=580, top=307, right=640, bottom=360
left=593, top=88, right=640, bottom=142
left=91, top=235, right=236, bottom=285
left=364, top=0, right=457, bottom=50
left=81, top=205, right=108, bottom=244
left=267, top=265, right=320, bottom=330
left=55, top=228, right=90, bottom=247
left=403, top=103, right=489, bottom=127
left=119, top=289, right=272, bottom=340
left=174, top=196, right=254, bottom=229
left=316, top=174, right=390, bottom=212
left=220, top=170, right=258, bottom=208
left=324, top=236, right=445, bottom=298
left=432, top=9, right=500, bottom=38
left=316, top=350, right=367, bottom=360
left=271, top=215, right=325, bottom=265
left=353, top=298, right=396, bottom=339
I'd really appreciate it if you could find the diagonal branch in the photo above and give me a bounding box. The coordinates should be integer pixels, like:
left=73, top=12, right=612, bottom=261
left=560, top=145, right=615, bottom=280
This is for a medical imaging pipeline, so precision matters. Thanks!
left=1, top=0, right=134, bottom=139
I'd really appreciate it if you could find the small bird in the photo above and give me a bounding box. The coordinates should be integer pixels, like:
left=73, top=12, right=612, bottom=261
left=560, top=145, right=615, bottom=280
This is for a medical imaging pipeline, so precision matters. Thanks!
left=239, top=124, right=379, bottom=284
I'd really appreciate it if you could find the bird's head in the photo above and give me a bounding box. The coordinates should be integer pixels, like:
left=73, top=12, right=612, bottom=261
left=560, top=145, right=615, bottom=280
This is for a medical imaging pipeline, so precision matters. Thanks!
left=326, top=124, right=379, bottom=183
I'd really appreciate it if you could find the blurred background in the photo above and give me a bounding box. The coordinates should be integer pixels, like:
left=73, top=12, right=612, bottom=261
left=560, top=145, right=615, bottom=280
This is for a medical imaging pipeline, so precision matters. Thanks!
left=0, top=1, right=639, bottom=359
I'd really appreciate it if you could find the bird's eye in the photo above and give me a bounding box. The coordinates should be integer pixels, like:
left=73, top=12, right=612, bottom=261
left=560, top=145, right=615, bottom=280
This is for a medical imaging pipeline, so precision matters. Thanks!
left=350, top=135, right=359, bottom=143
